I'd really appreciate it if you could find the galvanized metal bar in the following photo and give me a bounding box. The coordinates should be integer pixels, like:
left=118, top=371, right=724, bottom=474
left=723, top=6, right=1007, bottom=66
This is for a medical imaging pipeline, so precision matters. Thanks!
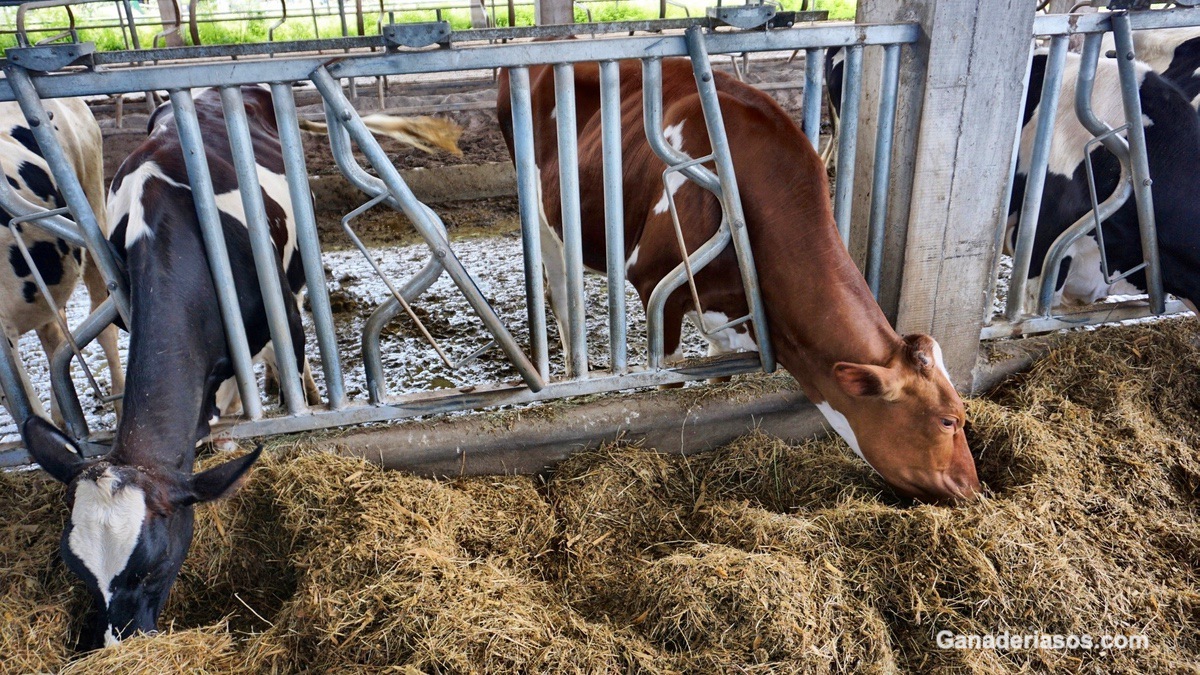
left=312, top=66, right=546, bottom=392
left=1006, top=35, right=1068, bottom=321
left=219, top=86, right=308, bottom=415
left=361, top=259, right=444, bottom=404
left=1037, top=180, right=1133, bottom=314
left=3, top=66, right=131, bottom=326
left=599, top=60, right=628, bottom=374
left=832, top=43, right=862, bottom=245
left=684, top=26, right=774, bottom=372
left=506, top=67, right=550, bottom=380
left=865, top=43, right=901, bottom=297
left=207, top=352, right=768, bottom=441
left=1032, top=6, right=1200, bottom=37
left=49, top=296, right=119, bottom=440
left=1034, top=32, right=1136, bottom=315
left=0, top=175, right=85, bottom=247
left=646, top=225, right=733, bottom=367
left=270, top=81, right=346, bottom=409
left=553, top=63, right=589, bottom=378
left=982, top=297, right=1189, bottom=341
left=802, top=47, right=824, bottom=149
left=0, top=24, right=923, bottom=102
left=168, top=89, right=264, bottom=421
left=642, top=58, right=721, bottom=193
left=1111, top=11, right=1164, bottom=315
left=1, top=328, right=45, bottom=436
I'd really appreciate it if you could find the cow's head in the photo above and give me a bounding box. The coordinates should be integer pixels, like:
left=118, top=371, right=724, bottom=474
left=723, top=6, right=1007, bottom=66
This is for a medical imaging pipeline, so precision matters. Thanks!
left=822, top=334, right=980, bottom=504
left=22, top=416, right=261, bottom=650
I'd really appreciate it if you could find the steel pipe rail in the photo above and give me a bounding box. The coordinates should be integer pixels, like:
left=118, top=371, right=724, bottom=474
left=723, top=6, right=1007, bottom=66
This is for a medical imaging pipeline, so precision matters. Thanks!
left=1006, top=35, right=1069, bottom=322
left=168, top=89, right=265, bottom=420
left=0, top=23, right=922, bottom=102
left=505, top=67, right=549, bottom=380
left=312, top=65, right=545, bottom=392
left=270, top=82, right=348, bottom=410
left=552, top=63, right=589, bottom=378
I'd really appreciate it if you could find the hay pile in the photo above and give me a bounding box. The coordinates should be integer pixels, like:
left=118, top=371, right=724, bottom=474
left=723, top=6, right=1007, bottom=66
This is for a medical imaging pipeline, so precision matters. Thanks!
left=2, top=318, right=1199, bottom=673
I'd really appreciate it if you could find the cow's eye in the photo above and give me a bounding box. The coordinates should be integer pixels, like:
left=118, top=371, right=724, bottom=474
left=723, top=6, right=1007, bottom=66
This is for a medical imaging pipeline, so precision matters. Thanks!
left=939, top=417, right=957, bottom=431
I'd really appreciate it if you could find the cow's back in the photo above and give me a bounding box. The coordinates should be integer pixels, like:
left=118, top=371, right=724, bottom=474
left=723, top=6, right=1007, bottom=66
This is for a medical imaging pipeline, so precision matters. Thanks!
left=0, top=100, right=102, bottom=338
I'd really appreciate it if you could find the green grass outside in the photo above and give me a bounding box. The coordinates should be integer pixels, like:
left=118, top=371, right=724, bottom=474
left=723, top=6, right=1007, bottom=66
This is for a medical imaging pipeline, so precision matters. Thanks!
left=1, top=0, right=856, bottom=53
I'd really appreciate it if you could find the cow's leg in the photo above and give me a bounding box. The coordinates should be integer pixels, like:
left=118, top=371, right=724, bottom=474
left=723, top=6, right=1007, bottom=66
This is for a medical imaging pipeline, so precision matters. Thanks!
left=656, top=300, right=688, bottom=390
left=1184, top=299, right=1198, bottom=316
left=82, top=260, right=123, bottom=417
left=293, top=292, right=321, bottom=406
left=537, top=189, right=576, bottom=375
left=35, top=320, right=67, bottom=426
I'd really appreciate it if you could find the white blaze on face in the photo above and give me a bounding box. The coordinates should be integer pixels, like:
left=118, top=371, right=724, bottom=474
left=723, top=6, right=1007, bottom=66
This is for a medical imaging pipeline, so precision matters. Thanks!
left=929, top=339, right=953, bottom=386
left=68, top=468, right=147, bottom=606
left=653, top=121, right=688, bottom=215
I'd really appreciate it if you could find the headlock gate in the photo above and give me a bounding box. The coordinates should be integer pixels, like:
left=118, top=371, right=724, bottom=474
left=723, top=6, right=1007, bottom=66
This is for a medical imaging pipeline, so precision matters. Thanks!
left=0, top=13, right=916, bottom=462
left=2, top=3, right=1199, bottom=463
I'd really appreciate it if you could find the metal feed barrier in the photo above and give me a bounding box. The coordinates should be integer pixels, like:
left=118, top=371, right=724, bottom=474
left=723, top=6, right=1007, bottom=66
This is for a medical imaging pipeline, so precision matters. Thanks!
left=983, top=5, right=1200, bottom=339
left=0, top=13, right=916, bottom=463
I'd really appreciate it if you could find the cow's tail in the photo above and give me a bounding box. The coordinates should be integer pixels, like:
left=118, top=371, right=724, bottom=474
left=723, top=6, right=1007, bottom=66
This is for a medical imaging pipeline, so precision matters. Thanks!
left=299, top=114, right=463, bottom=156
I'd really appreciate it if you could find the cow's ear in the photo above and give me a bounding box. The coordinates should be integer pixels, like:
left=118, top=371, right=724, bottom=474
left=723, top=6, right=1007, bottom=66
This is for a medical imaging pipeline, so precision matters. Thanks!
left=833, top=362, right=901, bottom=402
left=180, top=444, right=263, bottom=505
left=22, top=416, right=89, bottom=484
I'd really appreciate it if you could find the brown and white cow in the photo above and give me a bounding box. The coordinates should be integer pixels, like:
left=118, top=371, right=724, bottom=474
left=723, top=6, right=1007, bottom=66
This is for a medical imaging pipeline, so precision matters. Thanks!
left=498, top=59, right=980, bottom=504
left=0, top=99, right=123, bottom=423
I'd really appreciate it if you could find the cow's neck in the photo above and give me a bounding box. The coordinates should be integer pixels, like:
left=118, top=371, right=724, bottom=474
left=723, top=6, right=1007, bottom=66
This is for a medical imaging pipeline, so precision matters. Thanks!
left=744, top=165, right=902, bottom=404
left=110, top=257, right=220, bottom=473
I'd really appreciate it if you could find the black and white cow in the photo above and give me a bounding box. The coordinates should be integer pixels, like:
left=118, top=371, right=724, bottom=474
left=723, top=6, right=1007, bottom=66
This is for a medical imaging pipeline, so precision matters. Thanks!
left=1103, top=27, right=1200, bottom=109
left=22, top=86, right=308, bottom=650
left=1007, top=50, right=1200, bottom=314
left=1, top=100, right=123, bottom=421
left=21, top=85, right=462, bottom=650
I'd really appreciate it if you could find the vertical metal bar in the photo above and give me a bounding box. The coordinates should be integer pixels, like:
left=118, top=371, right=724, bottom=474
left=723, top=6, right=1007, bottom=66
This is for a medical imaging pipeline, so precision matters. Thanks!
left=1111, top=12, right=1164, bottom=315
left=684, top=26, right=775, bottom=373
left=832, top=44, right=862, bottom=245
left=4, top=66, right=131, bottom=326
left=865, top=43, right=900, bottom=297
left=2, top=333, right=45, bottom=436
left=507, top=67, right=550, bottom=380
left=1006, top=35, right=1068, bottom=322
left=313, top=66, right=545, bottom=392
left=219, top=86, right=308, bottom=415
left=802, top=47, right=824, bottom=150
left=270, top=82, right=346, bottom=409
left=553, top=62, right=589, bottom=378
left=51, top=297, right=119, bottom=441
left=599, top=60, right=627, bottom=374
left=169, top=89, right=264, bottom=420
left=361, top=259, right=444, bottom=404
left=642, top=58, right=719, bottom=192
left=986, top=43, right=1035, bottom=325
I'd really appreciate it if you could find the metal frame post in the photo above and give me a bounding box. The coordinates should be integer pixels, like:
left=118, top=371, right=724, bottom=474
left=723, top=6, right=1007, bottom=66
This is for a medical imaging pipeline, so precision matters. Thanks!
left=552, top=63, right=590, bottom=377
left=507, top=67, right=551, bottom=380
left=219, top=85, right=309, bottom=415
left=270, top=82, right=347, bottom=409
left=169, top=89, right=265, bottom=420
